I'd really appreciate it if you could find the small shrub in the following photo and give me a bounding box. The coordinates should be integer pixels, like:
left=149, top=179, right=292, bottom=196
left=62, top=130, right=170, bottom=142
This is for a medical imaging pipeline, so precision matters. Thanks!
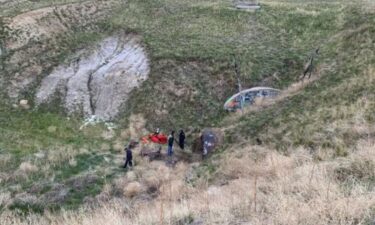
left=124, top=182, right=143, bottom=198
left=173, top=213, right=194, bottom=225
left=143, top=172, right=160, bottom=194
left=335, top=159, right=375, bottom=184
left=126, top=171, right=137, bottom=182
left=18, top=162, right=38, bottom=174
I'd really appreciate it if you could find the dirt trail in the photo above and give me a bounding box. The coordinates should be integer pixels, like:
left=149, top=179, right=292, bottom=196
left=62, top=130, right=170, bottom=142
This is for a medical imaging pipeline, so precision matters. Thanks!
left=36, top=34, right=150, bottom=121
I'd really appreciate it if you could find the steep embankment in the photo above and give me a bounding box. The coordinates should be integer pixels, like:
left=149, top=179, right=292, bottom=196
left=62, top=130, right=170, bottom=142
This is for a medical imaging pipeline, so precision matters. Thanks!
left=36, top=34, right=149, bottom=120
left=1, top=0, right=115, bottom=99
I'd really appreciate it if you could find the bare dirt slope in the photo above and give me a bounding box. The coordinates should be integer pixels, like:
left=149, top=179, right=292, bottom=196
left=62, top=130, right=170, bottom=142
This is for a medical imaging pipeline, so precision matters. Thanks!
left=36, top=34, right=150, bottom=120
left=2, top=0, right=115, bottom=99
left=5, top=1, right=113, bottom=50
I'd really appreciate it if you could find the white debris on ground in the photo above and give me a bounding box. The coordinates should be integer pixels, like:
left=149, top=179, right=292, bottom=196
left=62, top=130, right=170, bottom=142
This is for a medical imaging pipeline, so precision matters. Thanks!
left=79, top=115, right=118, bottom=130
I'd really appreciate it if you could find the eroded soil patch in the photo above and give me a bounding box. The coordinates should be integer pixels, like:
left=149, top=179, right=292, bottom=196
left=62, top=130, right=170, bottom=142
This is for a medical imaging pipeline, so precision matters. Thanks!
left=36, top=34, right=150, bottom=120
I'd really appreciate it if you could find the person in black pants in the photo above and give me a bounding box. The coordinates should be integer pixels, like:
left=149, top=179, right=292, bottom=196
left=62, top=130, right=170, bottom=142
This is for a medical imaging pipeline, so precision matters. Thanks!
left=123, top=146, right=133, bottom=169
left=179, top=130, right=185, bottom=150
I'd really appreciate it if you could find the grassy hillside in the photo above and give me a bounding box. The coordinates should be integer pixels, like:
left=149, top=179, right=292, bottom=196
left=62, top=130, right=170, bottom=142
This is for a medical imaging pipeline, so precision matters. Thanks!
left=1, top=0, right=343, bottom=128
left=114, top=0, right=343, bottom=129
left=226, top=6, right=375, bottom=153
left=1, top=0, right=375, bottom=224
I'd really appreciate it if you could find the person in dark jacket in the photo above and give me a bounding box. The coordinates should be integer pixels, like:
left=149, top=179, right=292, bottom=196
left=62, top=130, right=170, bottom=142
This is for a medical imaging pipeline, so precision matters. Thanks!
left=179, top=130, right=185, bottom=150
left=123, top=146, right=133, bottom=169
left=167, top=131, right=175, bottom=157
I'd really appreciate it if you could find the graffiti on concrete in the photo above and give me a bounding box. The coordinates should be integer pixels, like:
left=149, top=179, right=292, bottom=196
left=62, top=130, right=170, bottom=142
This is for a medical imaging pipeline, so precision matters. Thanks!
left=224, top=87, right=280, bottom=111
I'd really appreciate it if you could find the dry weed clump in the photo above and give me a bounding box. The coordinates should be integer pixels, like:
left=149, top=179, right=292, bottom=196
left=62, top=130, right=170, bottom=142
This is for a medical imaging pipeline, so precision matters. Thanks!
left=18, top=162, right=38, bottom=173
left=112, top=176, right=128, bottom=195
left=12, top=193, right=39, bottom=207
left=47, top=126, right=57, bottom=133
left=0, top=192, right=11, bottom=207
left=47, top=145, right=78, bottom=165
left=112, top=141, right=124, bottom=152
left=142, top=171, right=161, bottom=192
left=126, top=171, right=137, bottom=182
left=335, top=159, right=375, bottom=183
left=0, top=153, right=12, bottom=168
left=174, top=162, right=189, bottom=178
left=100, top=143, right=111, bottom=151
left=121, top=114, right=148, bottom=140
left=0, top=173, right=8, bottom=184
left=124, top=182, right=143, bottom=198
left=101, top=129, right=115, bottom=140
left=69, top=158, right=77, bottom=167
left=334, top=140, right=375, bottom=184
left=159, top=180, right=186, bottom=202
left=94, top=184, right=113, bottom=202
left=154, top=163, right=171, bottom=182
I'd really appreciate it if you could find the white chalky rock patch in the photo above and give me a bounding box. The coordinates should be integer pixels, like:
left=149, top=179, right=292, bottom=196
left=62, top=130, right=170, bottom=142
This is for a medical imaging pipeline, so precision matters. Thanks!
left=36, top=35, right=149, bottom=121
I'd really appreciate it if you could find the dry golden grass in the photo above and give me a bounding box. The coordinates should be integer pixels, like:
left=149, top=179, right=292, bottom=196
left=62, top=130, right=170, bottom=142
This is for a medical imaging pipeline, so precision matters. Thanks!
left=46, top=145, right=79, bottom=165
left=112, top=141, right=124, bottom=152
left=18, top=162, right=38, bottom=173
left=0, top=192, right=11, bottom=207
left=3, top=140, right=375, bottom=225
left=0, top=153, right=12, bottom=168
left=122, top=114, right=149, bottom=140
left=124, top=182, right=143, bottom=198
left=142, top=171, right=161, bottom=191
left=126, top=171, right=137, bottom=181
left=100, top=143, right=111, bottom=151
left=361, top=0, right=375, bottom=12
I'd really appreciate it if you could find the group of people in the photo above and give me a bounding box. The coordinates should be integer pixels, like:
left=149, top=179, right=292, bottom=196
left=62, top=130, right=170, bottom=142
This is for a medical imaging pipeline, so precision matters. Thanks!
left=123, top=129, right=186, bottom=169
left=167, top=130, right=185, bottom=156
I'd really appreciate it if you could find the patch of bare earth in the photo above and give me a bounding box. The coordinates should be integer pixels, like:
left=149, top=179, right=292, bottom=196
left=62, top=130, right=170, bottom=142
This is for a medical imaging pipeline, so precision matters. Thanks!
left=5, top=1, right=114, bottom=50
left=3, top=0, right=116, bottom=99
left=35, top=34, right=150, bottom=120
